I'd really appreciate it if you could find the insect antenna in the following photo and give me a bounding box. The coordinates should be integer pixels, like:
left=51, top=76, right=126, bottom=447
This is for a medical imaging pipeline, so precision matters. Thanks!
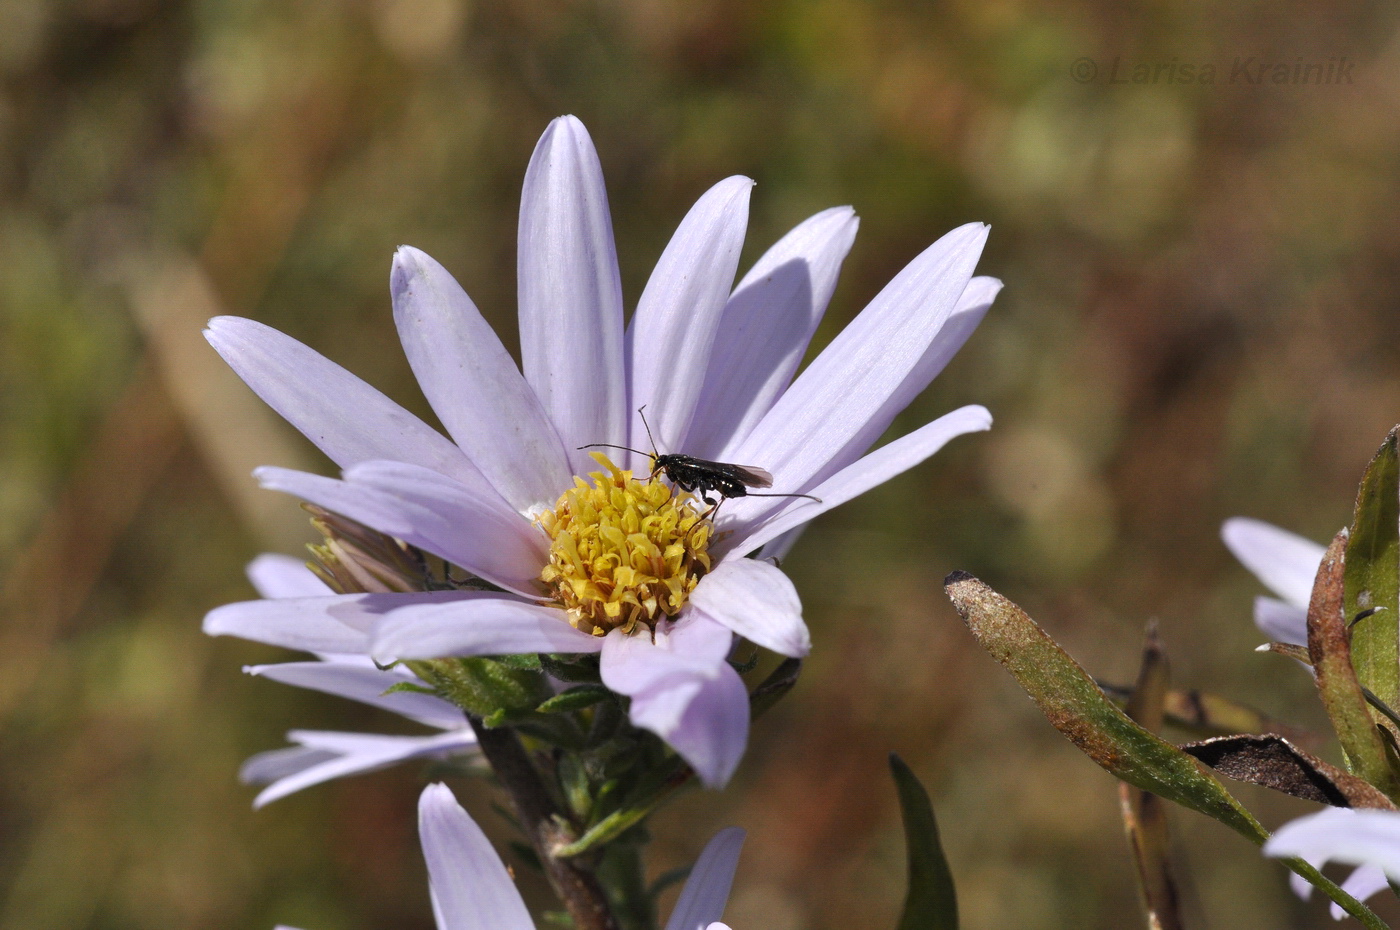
left=745, top=491, right=823, bottom=503
left=576, top=442, right=654, bottom=458
left=636, top=404, right=661, bottom=455
left=577, top=405, right=665, bottom=463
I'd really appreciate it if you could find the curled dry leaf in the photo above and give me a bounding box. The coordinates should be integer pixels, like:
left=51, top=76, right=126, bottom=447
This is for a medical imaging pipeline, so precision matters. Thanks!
left=1182, top=734, right=1397, bottom=810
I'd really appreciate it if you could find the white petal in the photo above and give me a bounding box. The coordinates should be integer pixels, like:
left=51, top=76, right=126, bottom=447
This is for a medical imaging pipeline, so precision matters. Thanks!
left=665, top=827, right=746, bottom=930
left=246, top=661, right=465, bottom=729
left=817, top=275, right=999, bottom=476
left=246, top=554, right=331, bottom=599
left=684, top=207, right=859, bottom=458
left=255, top=463, right=546, bottom=598
left=249, top=730, right=479, bottom=808
left=689, top=559, right=809, bottom=658
left=240, top=745, right=336, bottom=785
left=418, top=783, right=535, bottom=930
left=392, top=246, right=572, bottom=512
left=1333, top=864, right=1391, bottom=920
left=204, top=316, right=479, bottom=485
left=1221, top=517, right=1326, bottom=609
left=1265, top=808, right=1400, bottom=880
left=204, top=591, right=476, bottom=654
left=1254, top=596, right=1309, bottom=647
left=724, top=405, right=992, bottom=557
left=518, top=115, right=627, bottom=474
left=719, top=225, right=989, bottom=528
left=629, top=176, right=754, bottom=462
left=372, top=596, right=602, bottom=660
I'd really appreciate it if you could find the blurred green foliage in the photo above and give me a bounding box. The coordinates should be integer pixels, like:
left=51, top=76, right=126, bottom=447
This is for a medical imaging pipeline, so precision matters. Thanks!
left=5, top=0, right=1400, bottom=927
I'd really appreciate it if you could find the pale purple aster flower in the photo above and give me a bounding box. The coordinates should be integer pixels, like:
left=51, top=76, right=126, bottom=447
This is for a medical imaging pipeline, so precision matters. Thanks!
left=1265, top=808, right=1395, bottom=920
left=204, top=115, right=997, bottom=787
left=275, top=782, right=742, bottom=930
left=239, top=554, right=480, bottom=807
left=1221, top=517, right=1326, bottom=645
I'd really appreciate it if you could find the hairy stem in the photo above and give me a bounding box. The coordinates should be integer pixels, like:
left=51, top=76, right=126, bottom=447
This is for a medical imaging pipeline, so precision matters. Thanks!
left=467, top=717, right=619, bottom=930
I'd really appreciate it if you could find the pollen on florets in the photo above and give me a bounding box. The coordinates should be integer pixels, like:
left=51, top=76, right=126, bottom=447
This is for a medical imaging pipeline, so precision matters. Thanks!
left=536, top=452, right=712, bottom=637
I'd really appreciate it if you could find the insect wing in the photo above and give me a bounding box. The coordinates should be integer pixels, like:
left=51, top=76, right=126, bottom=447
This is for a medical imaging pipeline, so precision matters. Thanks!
left=721, top=463, right=773, bottom=489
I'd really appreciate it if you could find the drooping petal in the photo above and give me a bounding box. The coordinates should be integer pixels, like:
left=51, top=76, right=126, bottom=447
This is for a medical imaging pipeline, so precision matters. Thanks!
left=600, top=621, right=747, bottom=787
left=664, top=826, right=746, bottom=930
left=724, top=405, right=993, bottom=557
left=1221, top=517, right=1326, bottom=609
left=632, top=664, right=750, bottom=789
left=1264, top=809, right=1400, bottom=881
left=391, top=246, right=572, bottom=512
left=255, top=463, right=546, bottom=598
left=372, top=596, right=602, bottom=661
left=518, top=115, right=627, bottom=473
left=418, top=783, right=535, bottom=930
left=629, top=176, right=754, bottom=461
left=246, top=729, right=479, bottom=808
left=246, top=661, right=465, bottom=729
left=204, top=316, right=480, bottom=485
left=684, top=207, right=860, bottom=458
left=204, top=591, right=477, bottom=654
left=1254, top=596, right=1309, bottom=647
left=688, top=559, right=809, bottom=658
left=246, top=553, right=332, bottom=599
left=1333, top=865, right=1391, bottom=920
left=719, top=224, right=988, bottom=528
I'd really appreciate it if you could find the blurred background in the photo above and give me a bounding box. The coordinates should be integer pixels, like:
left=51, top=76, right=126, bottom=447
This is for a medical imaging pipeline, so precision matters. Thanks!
left=4, top=0, right=1400, bottom=927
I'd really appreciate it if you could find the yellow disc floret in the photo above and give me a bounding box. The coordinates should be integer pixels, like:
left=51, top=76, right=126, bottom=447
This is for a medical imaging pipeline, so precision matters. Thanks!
left=537, top=452, right=712, bottom=636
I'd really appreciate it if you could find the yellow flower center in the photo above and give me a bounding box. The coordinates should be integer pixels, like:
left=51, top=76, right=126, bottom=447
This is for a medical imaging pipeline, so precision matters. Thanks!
left=536, top=453, right=712, bottom=636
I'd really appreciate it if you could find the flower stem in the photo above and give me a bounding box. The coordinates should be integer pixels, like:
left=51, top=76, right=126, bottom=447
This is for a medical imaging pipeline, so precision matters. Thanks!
left=467, top=716, right=619, bottom=930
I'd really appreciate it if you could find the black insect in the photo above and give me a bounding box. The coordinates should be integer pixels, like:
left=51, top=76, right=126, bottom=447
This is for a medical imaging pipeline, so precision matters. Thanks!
left=580, top=406, right=822, bottom=517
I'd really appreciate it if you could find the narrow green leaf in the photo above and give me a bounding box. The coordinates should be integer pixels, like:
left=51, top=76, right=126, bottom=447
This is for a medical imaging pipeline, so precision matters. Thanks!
left=749, top=658, right=802, bottom=720
left=889, top=754, right=958, bottom=930
left=1307, top=531, right=1400, bottom=799
left=536, top=685, right=613, bottom=714
left=945, top=572, right=1265, bottom=837
left=1345, top=426, right=1400, bottom=721
left=380, top=681, right=438, bottom=697
left=944, top=571, right=1391, bottom=929
left=555, top=760, right=693, bottom=858
left=541, top=653, right=603, bottom=683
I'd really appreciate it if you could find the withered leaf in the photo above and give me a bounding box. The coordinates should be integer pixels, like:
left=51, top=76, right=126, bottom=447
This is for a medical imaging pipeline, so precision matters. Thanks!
left=1182, top=733, right=1396, bottom=810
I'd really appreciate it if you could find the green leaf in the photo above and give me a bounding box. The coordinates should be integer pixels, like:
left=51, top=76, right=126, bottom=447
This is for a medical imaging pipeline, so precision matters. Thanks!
left=380, top=681, right=438, bottom=697
left=889, top=754, right=957, bottom=930
left=1346, top=426, right=1400, bottom=726
left=1307, top=531, right=1400, bottom=799
left=405, top=656, right=552, bottom=720
left=945, top=572, right=1265, bottom=836
left=749, top=657, right=802, bottom=720
left=556, top=759, right=693, bottom=858
left=944, top=571, right=1391, bottom=929
left=541, top=653, right=603, bottom=683
left=536, top=685, right=613, bottom=715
